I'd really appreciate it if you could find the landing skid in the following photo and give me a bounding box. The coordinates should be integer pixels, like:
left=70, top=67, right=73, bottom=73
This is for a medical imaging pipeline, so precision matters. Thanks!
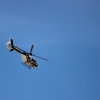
left=21, top=62, right=31, bottom=69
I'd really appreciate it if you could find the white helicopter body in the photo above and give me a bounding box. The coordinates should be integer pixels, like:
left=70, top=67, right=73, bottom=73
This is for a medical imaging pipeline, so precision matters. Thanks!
left=6, top=39, right=48, bottom=69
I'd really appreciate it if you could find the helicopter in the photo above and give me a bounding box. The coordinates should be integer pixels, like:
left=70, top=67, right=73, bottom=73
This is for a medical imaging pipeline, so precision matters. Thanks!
left=6, top=38, right=49, bottom=69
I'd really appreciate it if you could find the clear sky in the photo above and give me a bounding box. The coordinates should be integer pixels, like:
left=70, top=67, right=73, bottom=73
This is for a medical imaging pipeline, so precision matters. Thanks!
left=0, top=0, right=100, bottom=100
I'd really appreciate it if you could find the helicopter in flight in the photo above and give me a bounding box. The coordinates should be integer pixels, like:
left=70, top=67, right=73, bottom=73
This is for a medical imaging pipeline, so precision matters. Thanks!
left=6, top=38, right=49, bottom=69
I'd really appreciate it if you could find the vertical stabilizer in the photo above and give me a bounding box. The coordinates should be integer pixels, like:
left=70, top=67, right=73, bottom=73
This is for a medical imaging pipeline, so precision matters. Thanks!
left=6, top=38, right=14, bottom=51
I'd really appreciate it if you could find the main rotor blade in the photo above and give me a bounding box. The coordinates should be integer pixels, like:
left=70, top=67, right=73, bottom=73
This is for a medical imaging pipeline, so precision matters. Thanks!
left=30, top=45, right=34, bottom=54
left=32, top=54, right=49, bottom=61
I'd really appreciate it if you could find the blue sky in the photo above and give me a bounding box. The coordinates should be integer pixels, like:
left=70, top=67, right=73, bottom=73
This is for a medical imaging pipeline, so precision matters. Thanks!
left=0, top=0, right=100, bottom=100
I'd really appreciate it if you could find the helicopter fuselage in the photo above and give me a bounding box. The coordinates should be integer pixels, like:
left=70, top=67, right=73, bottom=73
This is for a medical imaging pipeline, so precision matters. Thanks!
left=6, top=39, right=38, bottom=69
left=20, top=54, right=38, bottom=68
left=6, top=38, right=48, bottom=69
